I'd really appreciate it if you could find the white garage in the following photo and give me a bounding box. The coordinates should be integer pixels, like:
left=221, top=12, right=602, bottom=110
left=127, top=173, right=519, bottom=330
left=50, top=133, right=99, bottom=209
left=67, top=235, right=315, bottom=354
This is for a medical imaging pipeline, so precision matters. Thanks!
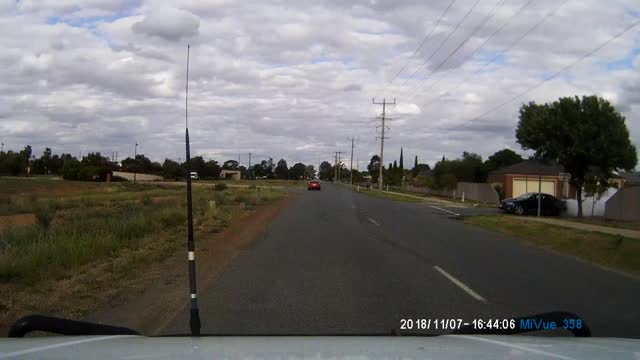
left=512, top=178, right=556, bottom=198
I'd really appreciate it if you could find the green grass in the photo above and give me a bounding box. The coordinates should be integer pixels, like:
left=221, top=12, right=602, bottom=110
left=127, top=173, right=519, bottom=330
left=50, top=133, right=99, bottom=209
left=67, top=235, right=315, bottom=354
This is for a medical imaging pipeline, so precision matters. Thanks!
left=0, top=177, right=101, bottom=196
left=200, top=179, right=305, bottom=187
left=558, top=217, right=640, bottom=231
left=465, top=215, right=640, bottom=276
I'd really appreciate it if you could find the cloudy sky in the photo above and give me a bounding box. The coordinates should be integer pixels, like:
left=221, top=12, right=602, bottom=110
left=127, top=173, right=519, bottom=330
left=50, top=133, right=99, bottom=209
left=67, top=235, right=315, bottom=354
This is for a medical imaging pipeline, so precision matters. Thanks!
left=1, top=0, right=639, bottom=169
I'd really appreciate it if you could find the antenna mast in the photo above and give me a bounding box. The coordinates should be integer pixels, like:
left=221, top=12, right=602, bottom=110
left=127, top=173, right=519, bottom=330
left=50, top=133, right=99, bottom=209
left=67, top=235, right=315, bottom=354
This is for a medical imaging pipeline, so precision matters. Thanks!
left=184, top=44, right=201, bottom=336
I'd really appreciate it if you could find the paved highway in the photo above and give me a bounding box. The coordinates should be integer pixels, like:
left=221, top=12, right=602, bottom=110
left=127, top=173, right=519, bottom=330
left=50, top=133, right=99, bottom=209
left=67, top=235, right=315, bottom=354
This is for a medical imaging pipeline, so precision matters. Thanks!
left=165, top=183, right=640, bottom=337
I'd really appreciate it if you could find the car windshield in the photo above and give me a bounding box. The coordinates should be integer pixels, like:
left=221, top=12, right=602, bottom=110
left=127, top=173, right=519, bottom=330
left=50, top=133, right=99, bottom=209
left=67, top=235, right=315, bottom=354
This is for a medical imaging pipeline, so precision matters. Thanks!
left=1, top=0, right=640, bottom=344
left=515, top=192, right=536, bottom=200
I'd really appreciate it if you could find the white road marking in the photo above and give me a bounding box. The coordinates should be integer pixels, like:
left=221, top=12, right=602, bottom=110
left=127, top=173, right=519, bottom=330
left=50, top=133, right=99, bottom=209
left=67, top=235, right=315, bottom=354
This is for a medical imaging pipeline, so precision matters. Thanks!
left=188, top=251, right=195, bottom=261
left=0, top=336, right=133, bottom=359
left=433, top=266, right=487, bottom=303
left=428, top=205, right=460, bottom=216
left=455, top=335, right=575, bottom=360
left=368, top=217, right=380, bottom=226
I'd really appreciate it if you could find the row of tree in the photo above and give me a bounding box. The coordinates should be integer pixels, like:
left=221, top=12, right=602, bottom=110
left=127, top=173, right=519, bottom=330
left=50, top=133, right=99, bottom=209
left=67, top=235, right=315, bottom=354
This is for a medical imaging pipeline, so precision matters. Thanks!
left=0, top=146, right=318, bottom=181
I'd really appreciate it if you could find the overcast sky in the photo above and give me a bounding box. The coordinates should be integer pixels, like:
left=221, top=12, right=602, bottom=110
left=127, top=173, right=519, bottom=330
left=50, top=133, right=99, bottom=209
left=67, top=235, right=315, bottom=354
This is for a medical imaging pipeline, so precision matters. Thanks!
left=1, top=0, right=639, bottom=169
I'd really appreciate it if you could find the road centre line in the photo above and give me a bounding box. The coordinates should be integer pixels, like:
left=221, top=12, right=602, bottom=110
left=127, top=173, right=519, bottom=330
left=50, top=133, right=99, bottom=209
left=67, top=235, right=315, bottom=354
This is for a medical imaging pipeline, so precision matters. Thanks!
left=428, top=205, right=460, bottom=216
left=368, top=217, right=380, bottom=226
left=433, top=266, right=487, bottom=303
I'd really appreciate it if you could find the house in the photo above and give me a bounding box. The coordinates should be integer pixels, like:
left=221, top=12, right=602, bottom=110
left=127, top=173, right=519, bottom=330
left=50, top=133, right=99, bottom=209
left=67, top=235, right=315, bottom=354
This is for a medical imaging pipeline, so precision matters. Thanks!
left=619, top=171, right=640, bottom=187
left=487, top=160, right=572, bottom=199
left=488, top=160, right=626, bottom=199
left=220, top=170, right=241, bottom=180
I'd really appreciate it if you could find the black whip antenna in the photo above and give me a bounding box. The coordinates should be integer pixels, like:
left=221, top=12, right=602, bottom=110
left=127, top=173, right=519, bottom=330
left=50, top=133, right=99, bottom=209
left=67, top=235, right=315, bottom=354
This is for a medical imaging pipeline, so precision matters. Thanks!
left=184, top=44, right=201, bottom=336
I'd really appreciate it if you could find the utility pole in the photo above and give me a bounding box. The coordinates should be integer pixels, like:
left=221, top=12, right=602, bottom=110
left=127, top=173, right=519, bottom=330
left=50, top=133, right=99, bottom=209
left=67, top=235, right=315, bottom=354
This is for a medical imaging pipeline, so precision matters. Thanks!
left=333, top=151, right=338, bottom=184
left=334, top=151, right=343, bottom=183
left=338, top=152, right=342, bottom=183
left=134, top=142, right=138, bottom=182
left=348, top=137, right=358, bottom=185
left=1, top=142, right=4, bottom=152
left=373, top=98, right=395, bottom=191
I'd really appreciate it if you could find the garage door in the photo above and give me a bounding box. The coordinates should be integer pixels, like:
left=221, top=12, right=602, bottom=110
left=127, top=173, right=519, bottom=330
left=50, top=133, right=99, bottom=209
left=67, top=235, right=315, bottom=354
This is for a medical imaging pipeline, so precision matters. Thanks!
left=512, top=178, right=555, bottom=198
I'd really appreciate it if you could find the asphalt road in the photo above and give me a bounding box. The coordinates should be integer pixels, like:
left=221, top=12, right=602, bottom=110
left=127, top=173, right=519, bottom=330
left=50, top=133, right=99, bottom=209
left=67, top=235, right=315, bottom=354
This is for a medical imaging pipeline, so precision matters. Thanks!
left=165, top=183, right=640, bottom=337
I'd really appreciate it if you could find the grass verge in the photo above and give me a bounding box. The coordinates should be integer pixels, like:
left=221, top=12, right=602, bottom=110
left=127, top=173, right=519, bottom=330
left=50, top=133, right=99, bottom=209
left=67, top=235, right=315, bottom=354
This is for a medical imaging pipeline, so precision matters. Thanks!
left=465, top=215, right=640, bottom=276
left=0, top=180, right=287, bottom=333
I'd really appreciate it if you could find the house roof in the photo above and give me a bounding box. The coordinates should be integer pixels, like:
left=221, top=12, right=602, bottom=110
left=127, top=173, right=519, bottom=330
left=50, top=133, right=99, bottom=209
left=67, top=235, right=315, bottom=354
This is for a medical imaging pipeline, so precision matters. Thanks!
left=620, top=171, right=640, bottom=185
left=489, top=159, right=565, bottom=176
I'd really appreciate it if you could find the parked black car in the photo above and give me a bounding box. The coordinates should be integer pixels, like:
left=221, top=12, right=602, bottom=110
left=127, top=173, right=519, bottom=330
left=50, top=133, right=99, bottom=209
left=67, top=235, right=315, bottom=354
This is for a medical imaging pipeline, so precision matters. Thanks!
left=499, top=192, right=566, bottom=216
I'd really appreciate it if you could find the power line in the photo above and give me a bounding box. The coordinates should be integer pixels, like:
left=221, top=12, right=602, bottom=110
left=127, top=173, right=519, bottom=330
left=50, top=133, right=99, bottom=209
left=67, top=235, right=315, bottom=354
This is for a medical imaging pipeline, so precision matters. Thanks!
left=414, top=0, right=568, bottom=109
left=414, top=0, right=535, bottom=99
left=404, top=0, right=507, bottom=103
left=399, top=0, right=481, bottom=88
left=386, top=0, right=457, bottom=86
left=442, top=18, right=640, bottom=132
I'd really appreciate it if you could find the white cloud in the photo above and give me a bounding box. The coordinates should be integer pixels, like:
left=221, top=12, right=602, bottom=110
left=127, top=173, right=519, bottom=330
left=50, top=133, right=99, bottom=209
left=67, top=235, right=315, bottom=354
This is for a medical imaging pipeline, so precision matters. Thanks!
left=132, top=7, right=200, bottom=41
left=0, top=0, right=638, bottom=170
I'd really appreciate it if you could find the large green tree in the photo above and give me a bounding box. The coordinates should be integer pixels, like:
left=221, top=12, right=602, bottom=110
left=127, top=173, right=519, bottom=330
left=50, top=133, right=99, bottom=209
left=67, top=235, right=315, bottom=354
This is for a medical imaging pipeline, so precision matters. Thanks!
left=484, top=148, right=523, bottom=173
left=289, top=162, right=306, bottom=180
left=304, top=164, right=316, bottom=179
left=516, top=95, right=637, bottom=216
left=274, top=159, right=289, bottom=179
left=318, top=161, right=333, bottom=181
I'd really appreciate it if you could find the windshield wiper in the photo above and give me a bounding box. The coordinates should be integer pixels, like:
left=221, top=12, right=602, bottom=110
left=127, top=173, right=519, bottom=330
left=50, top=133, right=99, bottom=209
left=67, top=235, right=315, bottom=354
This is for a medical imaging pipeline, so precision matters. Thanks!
left=8, top=315, right=140, bottom=338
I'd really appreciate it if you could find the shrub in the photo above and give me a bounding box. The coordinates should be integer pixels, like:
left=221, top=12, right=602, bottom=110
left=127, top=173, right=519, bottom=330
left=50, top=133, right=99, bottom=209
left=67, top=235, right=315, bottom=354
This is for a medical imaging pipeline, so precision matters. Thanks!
left=141, top=194, right=152, bottom=206
left=214, top=183, right=228, bottom=191
left=34, top=207, right=54, bottom=229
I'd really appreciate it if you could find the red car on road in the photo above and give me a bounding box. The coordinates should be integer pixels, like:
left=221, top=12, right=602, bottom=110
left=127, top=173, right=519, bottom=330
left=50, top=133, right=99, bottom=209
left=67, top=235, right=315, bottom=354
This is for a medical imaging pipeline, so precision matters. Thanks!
left=307, top=180, right=321, bottom=191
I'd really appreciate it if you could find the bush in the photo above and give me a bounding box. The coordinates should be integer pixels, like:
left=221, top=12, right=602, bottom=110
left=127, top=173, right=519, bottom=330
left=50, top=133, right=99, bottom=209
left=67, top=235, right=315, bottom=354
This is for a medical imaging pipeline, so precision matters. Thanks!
left=214, top=183, right=228, bottom=191
left=159, top=208, right=186, bottom=229
left=141, top=194, right=152, bottom=206
left=34, top=207, right=54, bottom=229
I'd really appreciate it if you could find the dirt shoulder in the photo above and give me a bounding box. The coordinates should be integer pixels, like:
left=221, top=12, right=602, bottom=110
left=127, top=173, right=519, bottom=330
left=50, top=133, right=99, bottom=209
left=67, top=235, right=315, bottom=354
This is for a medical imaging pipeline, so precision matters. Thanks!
left=83, top=194, right=297, bottom=335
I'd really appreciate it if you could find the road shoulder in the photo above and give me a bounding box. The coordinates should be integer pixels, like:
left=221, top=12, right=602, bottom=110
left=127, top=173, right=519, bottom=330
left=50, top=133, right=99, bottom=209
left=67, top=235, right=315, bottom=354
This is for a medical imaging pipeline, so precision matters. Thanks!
left=84, top=194, right=298, bottom=335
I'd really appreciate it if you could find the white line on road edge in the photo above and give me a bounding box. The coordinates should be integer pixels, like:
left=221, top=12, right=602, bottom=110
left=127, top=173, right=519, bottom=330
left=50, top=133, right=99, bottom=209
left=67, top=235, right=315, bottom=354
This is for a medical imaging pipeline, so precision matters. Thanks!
left=433, top=266, right=487, bottom=303
left=368, top=217, right=380, bottom=226
left=428, top=205, right=460, bottom=216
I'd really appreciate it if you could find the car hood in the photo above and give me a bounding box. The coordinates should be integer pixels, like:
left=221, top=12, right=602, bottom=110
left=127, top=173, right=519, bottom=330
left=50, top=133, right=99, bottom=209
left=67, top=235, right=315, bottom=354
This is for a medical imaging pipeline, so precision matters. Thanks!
left=1, top=335, right=639, bottom=359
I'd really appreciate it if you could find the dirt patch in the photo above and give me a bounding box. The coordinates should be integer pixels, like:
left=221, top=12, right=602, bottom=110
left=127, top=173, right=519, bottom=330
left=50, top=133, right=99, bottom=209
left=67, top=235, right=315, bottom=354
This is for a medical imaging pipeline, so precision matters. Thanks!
left=0, top=214, right=36, bottom=231
left=83, top=194, right=297, bottom=335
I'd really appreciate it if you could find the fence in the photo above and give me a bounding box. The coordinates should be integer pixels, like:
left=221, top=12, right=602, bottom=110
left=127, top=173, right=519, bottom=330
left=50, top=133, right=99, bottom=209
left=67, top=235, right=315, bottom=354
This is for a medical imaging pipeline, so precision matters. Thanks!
left=456, top=182, right=500, bottom=204
left=605, top=186, right=640, bottom=221
left=112, top=171, right=163, bottom=182
left=564, top=187, right=618, bottom=217
left=384, top=183, right=499, bottom=204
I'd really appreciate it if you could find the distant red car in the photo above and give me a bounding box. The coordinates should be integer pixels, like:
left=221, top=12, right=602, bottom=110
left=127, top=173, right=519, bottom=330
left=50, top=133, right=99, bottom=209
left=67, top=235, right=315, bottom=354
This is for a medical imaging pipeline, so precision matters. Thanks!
left=307, top=180, right=321, bottom=191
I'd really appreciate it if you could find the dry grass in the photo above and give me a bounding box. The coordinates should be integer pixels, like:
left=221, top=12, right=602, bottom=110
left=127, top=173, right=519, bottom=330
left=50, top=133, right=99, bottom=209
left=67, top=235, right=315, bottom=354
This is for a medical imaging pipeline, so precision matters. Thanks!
left=0, top=178, right=287, bottom=334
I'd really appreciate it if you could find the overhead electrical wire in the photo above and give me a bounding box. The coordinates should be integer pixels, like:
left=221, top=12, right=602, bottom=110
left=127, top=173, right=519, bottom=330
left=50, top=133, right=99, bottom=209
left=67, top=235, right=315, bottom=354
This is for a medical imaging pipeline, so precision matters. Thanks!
left=385, top=0, right=457, bottom=87
left=414, top=0, right=568, bottom=109
left=440, top=18, right=640, bottom=133
left=403, top=0, right=507, bottom=103
left=410, top=0, right=535, bottom=102
left=399, top=0, right=482, bottom=88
